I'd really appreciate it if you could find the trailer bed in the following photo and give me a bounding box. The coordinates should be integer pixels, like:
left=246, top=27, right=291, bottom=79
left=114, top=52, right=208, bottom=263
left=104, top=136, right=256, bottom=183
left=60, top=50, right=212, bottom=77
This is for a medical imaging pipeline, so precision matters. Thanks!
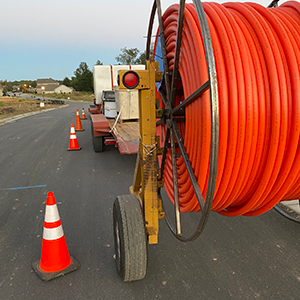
left=108, top=119, right=139, bottom=154
left=90, top=113, right=139, bottom=155
left=108, top=120, right=139, bottom=141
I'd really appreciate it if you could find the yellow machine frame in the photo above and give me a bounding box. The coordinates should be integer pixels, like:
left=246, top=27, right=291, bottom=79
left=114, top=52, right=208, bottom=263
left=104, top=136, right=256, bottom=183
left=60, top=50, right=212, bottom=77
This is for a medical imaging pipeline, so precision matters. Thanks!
left=119, top=60, right=164, bottom=244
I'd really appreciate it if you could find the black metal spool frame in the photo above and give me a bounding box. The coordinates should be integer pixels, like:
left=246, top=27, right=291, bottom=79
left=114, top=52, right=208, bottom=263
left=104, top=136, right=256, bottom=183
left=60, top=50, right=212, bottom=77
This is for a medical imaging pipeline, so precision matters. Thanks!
left=146, top=0, right=219, bottom=242
left=147, top=0, right=300, bottom=239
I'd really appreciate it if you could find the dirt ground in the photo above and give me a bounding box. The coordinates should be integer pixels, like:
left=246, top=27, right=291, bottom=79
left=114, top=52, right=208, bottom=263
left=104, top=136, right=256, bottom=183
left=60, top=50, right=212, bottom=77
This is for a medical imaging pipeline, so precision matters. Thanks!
left=0, top=97, right=63, bottom=120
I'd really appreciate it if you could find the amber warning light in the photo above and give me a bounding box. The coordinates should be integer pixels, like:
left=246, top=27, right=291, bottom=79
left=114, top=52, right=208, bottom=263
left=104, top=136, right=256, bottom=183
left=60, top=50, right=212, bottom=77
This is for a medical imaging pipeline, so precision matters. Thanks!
left=122, top=71, right=140, bottom=89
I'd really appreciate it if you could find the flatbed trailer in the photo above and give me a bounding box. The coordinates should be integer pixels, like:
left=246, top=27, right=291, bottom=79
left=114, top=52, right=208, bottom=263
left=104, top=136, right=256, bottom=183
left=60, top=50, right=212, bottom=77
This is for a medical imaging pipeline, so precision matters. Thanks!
left=90, top=113, right=139, bottom=154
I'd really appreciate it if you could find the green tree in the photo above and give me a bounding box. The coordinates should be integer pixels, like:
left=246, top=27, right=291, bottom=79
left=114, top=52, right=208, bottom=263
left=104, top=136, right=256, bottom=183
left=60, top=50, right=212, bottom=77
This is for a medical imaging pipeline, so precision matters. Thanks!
left=6, top=81, right=13, bottom=91
left=29, top=80, right=37, bottom=88
left=135, top=52, right=146, bottom=65
left=71, top=62, right=93, bottom=92
left=115, top=47, right=146, bottom=65
left=95, top=60, right=103, bottom=65
left=62, top=77, right=71, bottom=87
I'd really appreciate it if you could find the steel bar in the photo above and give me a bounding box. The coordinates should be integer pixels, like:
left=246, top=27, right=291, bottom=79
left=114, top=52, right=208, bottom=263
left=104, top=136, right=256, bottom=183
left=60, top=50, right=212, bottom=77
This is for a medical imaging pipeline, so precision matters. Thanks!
left=159, top=127, right=170, bottom=181
left=172, top=120, right=205, bottom=212
left=172, top=80, right=209, bottom=115
left=159, top=88, right=170, bottom=110
left=156, top=0, right=171, bottom=99
left=169, top=0, right=186, bottom=108
left=156, top=115, right=185, bottom=126
left=166, top=142, right=181, bottom=148
left=162, top=121, right=208, bottom=242
left=274, top=203, right=300, bottom=224
left=193, top=0, right=219, bottom=217
left=170, top=127, right=182, bottom=236
left=146, top=1, right=157, bottom=60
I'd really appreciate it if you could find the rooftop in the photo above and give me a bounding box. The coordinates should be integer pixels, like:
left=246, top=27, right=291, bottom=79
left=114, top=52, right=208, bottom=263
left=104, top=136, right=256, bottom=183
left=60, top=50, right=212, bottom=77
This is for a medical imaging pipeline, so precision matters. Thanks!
left=36, top=78, right=59, bottom=85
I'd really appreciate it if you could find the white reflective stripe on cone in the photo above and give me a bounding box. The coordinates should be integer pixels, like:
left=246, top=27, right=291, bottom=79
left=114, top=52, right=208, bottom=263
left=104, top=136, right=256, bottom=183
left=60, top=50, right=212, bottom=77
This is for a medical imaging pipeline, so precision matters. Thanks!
left=70, top=135, right=77, bottom=139
left=43, top=225, right=64, bottom=240
left=44, top=204, right=60, bottom=222
left=70, top=127, right=76, bottom=134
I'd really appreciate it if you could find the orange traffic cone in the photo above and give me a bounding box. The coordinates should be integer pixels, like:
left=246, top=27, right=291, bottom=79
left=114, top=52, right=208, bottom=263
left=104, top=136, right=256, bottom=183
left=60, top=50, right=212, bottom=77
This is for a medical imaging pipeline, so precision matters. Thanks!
left=32, top=192, right=80, bottom=281
left=75, top=109, right=84, bottom=131
left=81, top=108, right=87, bottom=120
left=67, top=124, right=81, bottom=151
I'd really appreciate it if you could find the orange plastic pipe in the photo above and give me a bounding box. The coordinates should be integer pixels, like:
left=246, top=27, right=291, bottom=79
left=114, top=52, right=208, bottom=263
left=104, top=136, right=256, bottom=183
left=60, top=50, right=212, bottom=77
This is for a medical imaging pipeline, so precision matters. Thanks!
left=156, top=1, right=300, bottom=216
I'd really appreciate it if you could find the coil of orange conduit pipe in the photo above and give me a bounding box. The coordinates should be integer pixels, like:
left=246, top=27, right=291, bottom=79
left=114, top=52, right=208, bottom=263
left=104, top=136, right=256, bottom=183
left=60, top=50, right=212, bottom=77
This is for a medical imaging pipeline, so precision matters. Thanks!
left=155, top=1, right=300, bottom=217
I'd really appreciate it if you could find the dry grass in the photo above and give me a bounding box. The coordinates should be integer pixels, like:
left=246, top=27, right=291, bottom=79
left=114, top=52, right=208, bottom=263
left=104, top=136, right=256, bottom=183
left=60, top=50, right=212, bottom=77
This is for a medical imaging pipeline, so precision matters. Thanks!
left=0, top=97, right=62, bottom=120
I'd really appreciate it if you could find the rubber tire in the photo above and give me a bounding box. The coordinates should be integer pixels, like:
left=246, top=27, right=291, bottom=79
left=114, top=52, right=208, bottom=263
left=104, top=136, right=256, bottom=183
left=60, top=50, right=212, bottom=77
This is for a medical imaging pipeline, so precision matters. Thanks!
left=91, top=121, right=104, bottom=152
left=113, top=195, right=147, bottom=282
left=93, top=136, right=103, bottom=152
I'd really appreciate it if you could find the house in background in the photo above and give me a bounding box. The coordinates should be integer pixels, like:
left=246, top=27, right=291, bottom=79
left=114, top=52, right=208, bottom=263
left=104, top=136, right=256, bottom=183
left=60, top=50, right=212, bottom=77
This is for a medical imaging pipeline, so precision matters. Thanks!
left=36, top=78, right=74, bottom=94
left=54, top=84, right=74, bottom=94
left=13, top=85, right=21, bottom=92
left=36, top=78, right=59, bottom=94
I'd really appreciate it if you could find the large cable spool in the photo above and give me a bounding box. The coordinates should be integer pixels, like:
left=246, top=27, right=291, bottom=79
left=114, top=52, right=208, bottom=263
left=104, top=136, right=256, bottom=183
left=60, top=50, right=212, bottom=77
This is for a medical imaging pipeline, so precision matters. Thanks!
left=149, top=0, right=300, bottom=227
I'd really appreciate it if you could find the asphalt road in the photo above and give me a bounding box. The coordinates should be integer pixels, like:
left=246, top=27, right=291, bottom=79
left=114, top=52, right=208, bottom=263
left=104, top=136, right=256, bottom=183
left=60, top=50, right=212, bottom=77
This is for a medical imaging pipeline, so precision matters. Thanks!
left=1, top=101, right=300, bottom=300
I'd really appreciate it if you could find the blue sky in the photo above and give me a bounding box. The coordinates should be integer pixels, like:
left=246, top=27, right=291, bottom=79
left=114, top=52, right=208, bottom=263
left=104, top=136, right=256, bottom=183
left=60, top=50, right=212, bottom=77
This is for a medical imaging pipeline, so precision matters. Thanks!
left=1, top=0, right=276, bottom=81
